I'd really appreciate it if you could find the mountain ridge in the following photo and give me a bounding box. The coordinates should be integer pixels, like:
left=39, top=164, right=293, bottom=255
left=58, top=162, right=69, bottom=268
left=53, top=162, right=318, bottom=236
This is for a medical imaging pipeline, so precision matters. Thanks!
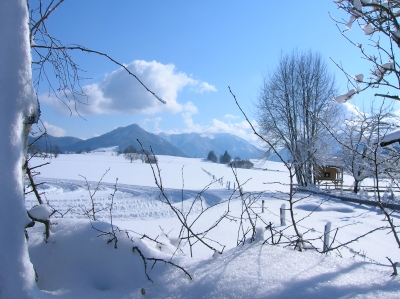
left=30, top=124, right=262, bottom=159
left=158, top=132, right=262, bottom=159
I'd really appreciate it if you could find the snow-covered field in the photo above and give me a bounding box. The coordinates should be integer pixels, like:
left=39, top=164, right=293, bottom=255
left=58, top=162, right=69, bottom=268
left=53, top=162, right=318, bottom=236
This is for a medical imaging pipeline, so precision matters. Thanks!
left=26, top=151, right=400, bottom=298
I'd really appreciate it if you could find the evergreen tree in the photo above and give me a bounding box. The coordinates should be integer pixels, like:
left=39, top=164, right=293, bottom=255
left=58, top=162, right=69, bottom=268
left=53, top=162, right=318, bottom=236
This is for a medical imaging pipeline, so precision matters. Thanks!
left=219, top=150, right=231, bottom=164
left=207, top=150, right=217, bottom=163
left=52, top=145, right=61, bottom=158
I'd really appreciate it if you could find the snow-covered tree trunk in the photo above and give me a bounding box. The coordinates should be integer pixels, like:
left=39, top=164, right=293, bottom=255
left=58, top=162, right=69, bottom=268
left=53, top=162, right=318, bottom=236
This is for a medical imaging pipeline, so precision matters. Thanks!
left=0, top=0, right=39, bottom=297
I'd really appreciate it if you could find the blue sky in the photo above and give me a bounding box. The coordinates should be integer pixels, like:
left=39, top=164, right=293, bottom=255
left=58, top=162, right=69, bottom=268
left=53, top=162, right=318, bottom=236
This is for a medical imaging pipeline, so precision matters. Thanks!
left=34, top=0, right=392, bottom=143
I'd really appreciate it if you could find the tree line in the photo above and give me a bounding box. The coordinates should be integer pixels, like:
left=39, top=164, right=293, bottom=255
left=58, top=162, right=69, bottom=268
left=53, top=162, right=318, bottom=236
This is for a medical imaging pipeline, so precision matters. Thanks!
left=207, top=150, right=254, bottom=169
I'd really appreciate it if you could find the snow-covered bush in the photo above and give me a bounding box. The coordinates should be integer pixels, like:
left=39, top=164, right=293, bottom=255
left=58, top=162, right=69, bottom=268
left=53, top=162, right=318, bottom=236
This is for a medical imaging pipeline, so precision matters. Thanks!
left=230, top=159, right=254, bottom=169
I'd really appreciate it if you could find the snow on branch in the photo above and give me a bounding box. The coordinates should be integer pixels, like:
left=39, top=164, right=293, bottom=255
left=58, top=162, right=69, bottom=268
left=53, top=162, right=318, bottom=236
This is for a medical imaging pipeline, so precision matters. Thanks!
left=334, top=88, right=360, bottom=103
left=332, top=0, right=400, bottom=102
left=380, top=127, right=400, bottom=146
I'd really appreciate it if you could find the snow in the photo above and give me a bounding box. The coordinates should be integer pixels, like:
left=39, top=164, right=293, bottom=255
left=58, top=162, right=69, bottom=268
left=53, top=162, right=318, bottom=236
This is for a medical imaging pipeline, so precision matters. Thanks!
left=2, top=0, right=398, bottom=296
left=373, top=62, right=394, bottom=80
left=361, top=23, right=374, bottom=35
left=0, top=0, right=39, bottom=297
left=344, top=0, right=363, bottom=29
left=28, top=218, right=400, bottom=299
left=380, top=127, right=400, bottom=146
left=346, top=15, right=357, bottom=30
left=28, top=152, right=291, bottom=192
left=28, top=204, right=53, bottom=221
left=354, top=0, right=363, bottom=11
left=334, top=89, right=357, bottom=103
left=22, top=151, right=400, bottom=298
left=355, top=73, right=364, bottom=82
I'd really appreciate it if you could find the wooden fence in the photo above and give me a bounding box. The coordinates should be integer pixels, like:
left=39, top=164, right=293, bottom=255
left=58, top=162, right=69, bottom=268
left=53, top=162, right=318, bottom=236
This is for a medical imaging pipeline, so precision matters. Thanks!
left=317, top=182, right=400, bottom=194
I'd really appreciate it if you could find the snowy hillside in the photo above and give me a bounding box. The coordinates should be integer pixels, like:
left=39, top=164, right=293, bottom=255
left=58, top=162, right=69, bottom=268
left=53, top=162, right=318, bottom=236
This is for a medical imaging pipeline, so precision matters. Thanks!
left=23, top=151, right=400, bottom=298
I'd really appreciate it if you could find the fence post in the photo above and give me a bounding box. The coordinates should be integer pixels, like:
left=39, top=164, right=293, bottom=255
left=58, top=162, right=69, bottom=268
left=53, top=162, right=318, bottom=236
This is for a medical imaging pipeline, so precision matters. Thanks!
left=323, top=221, right=332, bottom=252
left=389, top=188, right=395, bottom=201
left=262, top=200, right=265, bottom=213
left=280, top=204, right=286, bottom=226
left=383, top=191, right=388, bottom=202
left=234, top=182, right=236, bottom=190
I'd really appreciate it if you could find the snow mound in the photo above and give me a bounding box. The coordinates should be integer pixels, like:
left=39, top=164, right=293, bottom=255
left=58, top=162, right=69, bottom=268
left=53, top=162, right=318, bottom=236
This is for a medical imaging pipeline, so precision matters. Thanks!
left=28, top=204, right=53, bottom=221
left=29, top=219, right=185, bottom=298
left=28, top=219, right=400, bottom=299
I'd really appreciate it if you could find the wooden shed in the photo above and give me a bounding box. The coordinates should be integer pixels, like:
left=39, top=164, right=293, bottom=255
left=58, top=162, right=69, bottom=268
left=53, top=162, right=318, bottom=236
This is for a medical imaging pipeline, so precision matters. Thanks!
left=315, top=164, right=343, bottom=189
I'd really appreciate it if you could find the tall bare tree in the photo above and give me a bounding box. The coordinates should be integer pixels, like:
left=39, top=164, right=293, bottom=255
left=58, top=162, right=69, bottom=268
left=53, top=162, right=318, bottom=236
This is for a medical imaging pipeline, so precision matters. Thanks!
left=256, top=50, right=340, bottom=186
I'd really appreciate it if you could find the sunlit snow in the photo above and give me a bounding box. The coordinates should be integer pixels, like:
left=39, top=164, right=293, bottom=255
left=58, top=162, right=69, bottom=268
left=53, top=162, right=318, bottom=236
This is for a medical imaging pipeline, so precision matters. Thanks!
left=23, top=151, right=400, bottom=298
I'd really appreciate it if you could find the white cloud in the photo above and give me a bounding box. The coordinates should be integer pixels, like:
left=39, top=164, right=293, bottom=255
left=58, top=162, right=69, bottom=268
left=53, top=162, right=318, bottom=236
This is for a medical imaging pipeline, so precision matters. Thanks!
left=206, top=119, right=260, bottom=142
left=177, top=110, right=260, bottom=144
left=343, top=102, right=362, bottom=116
left=224, top=114, right=240, bottom=120
left=191, top=82, right=217, bottom=93
left=142, top=117, right=163, bottom=133
left=41, top=60, right=216, bottom=115
left=183, top=101, right=198, bottom=114
left=43, top=121, right=66, bottom=137
left=181, top=101, right=201, bottom=131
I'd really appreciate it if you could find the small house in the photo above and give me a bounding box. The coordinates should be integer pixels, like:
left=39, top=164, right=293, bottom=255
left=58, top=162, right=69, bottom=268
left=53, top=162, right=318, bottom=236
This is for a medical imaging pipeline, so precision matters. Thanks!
left=315, top=163, right=343, bottom=189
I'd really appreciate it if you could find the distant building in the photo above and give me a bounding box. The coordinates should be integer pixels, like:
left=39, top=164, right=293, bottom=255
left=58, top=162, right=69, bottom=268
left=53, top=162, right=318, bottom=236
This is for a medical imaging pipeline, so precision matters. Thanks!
left=315, top=158, right=343, bottom=189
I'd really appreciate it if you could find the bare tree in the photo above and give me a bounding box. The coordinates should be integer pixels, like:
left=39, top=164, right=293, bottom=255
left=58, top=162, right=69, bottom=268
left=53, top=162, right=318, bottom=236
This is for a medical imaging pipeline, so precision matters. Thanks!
left=332, top=0, right=400, bottom=102
left=232, top=86, right=400, bottom=264
left=256, top=50, right=340, bottom=186
left=331, top=1, right=400, bottom=254
left=123, top=145, right=138, bottom=163
left=338, top=100, right=400, bottom=193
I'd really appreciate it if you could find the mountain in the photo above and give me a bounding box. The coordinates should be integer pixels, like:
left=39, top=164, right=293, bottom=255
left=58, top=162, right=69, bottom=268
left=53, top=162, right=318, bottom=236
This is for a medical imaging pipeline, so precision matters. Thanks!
left=28, top=135, right=82, bottom=150
left=158, top=132, right=262, bottom=160
left=60, top=124, right=187, bottom=157
left=265, top=147, right=291, bottom=163
left=30, top=125, right=262, bottom=159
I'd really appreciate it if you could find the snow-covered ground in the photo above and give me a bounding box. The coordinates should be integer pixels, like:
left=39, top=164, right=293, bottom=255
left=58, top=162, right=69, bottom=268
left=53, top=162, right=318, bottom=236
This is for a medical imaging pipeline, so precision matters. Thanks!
left=25, top=151, right=400, bottom=298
